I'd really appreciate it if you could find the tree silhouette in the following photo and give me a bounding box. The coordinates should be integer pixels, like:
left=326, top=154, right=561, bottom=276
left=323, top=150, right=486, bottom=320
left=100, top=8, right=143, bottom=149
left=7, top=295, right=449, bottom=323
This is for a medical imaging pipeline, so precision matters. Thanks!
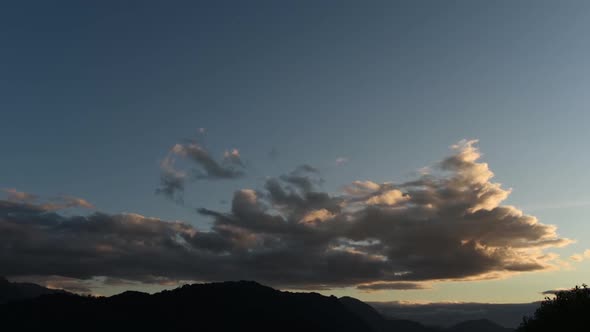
left=517, top=284, right=590, bottom=331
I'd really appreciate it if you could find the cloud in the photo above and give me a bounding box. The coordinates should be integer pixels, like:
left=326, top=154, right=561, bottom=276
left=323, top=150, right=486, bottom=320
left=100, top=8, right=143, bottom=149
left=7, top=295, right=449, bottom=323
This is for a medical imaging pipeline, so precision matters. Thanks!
left=2, top=189, right=94, bottom=210
left=299, top=209, right=336, bottom=225
left=541, top=288, right=569, bottom=295
left=173, top=142, right=244, bottom=179
left=157, top=141, right=245, bottom=202
left=278, top=164, right=323, bottom=194
left=156, top=154, right=187, bottom=203
left=344, top=181, right=381, bottom=195
left=3, top=188, right=38, bottom=202
left=2, top=140, right=572, bottom=292
left=365, top=189, right=409, bottom=206
left=569, top=249, right=590, bottom=262
left=223, top=148, right=244, bottom=167
left=356, top=282, right=430, bottom=291
left=335, top=157, right=348, bottom=166
left=41, top=195, right=94, bottom=210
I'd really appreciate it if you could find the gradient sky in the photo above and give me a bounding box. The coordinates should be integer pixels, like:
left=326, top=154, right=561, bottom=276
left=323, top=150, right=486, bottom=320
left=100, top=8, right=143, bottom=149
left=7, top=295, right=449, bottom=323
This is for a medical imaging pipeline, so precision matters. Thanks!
left=2, top=1, right=590, bottom=303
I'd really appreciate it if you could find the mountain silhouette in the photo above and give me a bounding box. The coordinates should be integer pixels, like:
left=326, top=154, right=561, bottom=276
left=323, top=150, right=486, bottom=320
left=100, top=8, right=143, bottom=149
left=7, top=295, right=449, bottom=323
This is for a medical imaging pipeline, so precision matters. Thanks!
left=0, top=277, right=65, bottom=304
left=1, top=280, right=371, bottom=331
left=340, top=296, right=441, bottom=332
left=0, top=279, right=518, bottom=331
left=370, top=301, right=537, bottom=328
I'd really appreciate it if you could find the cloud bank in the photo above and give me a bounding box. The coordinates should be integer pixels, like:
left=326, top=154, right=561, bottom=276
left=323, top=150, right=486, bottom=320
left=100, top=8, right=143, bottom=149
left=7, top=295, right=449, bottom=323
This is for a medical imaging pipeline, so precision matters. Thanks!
left=2, top=140, right=572, bottom=292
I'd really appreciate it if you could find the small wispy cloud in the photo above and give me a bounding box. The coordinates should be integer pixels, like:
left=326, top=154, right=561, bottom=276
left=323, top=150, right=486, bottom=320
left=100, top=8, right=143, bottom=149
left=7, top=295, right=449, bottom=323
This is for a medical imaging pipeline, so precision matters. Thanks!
left=2, top=188, right=38, bottom=202
left=357, top=282, right=431, bottom=291
left=335, top=157, right=348, bottom=166
left=570, top=249, right=590, bottom=262
left=541, top=288, right=569, bottom=295
left=2, top=189, right=94, bottom=211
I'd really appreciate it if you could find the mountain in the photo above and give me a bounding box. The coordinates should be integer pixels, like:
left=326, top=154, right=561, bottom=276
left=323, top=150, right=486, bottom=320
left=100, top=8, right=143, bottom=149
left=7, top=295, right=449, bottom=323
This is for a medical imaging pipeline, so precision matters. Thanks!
left=0, top=279, right=519, bottom=331
left=448, top=319, right=513, bottom=332
left=340, top=296, right=441, bottom=332
left=0, top=280, right=372, bottom=331
left=370, top=301, right=534, bottom=329
left=0, top=277, right=65, bottom=303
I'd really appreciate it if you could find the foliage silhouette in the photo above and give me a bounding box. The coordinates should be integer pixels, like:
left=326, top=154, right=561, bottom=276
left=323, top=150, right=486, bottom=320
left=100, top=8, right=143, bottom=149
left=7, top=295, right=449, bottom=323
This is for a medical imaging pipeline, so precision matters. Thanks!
left=517, top=284, right=590, bottom=331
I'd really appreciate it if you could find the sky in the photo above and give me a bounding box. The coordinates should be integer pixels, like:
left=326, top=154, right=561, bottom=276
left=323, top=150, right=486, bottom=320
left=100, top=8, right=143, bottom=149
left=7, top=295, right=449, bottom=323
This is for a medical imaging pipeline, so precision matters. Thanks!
left=2, top=1, right=590, bottom=303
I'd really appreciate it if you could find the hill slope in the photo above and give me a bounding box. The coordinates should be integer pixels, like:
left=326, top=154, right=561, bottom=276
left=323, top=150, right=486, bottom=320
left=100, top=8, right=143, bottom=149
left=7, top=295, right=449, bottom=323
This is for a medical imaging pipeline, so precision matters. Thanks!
left=0, top=280, right=372, bottom=332
left=0, top=280, right=519, bottom=331
left=0, top=277, right=65, bottom=304
left=340, top=296, right=440, bottom=332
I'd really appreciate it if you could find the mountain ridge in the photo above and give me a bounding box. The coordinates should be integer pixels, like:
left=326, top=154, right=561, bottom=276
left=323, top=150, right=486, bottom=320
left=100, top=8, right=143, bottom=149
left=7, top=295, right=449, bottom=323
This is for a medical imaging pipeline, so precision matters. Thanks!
left=0, top=277, right=66, bottom=304
left=0, top=279, right=515, bottom=332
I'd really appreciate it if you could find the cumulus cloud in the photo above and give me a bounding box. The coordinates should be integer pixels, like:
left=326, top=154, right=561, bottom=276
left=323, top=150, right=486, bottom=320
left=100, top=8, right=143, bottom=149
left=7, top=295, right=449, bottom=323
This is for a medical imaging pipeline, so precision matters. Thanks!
left=157, top=141, right=245, bottom=202
left=299, top=209, right=336, bottom=225
left=2, top=140, right=572, bottom=292
left=365, top=189, right=408, bottom=206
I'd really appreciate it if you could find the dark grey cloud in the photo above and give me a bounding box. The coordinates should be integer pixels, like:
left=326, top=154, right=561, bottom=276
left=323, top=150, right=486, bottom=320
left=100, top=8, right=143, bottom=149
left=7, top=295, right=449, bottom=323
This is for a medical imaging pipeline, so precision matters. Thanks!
left=178, top=143, right=244, bottom=179
left=156, top=170, right=185, bottom=203
left=157, top=142, right=244, bottom=202
left=2, top=140, right=572, bottom=293
left=278, top=164, right=323, bottom=195
left=356, top=282, right=429, bottom=291
left=293, top=164, right=319, bottom=174
left=541, top=289, right=567, bottom=295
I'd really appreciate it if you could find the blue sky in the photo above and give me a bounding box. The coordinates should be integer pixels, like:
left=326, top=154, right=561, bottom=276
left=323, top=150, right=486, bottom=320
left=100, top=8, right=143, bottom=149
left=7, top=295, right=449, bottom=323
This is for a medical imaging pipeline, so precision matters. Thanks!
left=2, top=1, right=590, bottom=302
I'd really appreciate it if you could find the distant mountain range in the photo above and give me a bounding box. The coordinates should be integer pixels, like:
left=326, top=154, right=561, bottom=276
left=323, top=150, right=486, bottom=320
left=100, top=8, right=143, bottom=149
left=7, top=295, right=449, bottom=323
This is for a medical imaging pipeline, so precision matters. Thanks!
left=370, top=301, right=537, bottom=328
left=0, top=278, right=519, bottom=331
